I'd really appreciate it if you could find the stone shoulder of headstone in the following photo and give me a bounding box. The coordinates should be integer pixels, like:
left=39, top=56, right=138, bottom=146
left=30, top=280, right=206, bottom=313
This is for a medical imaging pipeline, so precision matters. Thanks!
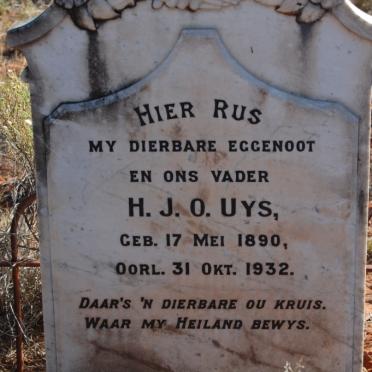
left=5, top=0, right=372, bottom=43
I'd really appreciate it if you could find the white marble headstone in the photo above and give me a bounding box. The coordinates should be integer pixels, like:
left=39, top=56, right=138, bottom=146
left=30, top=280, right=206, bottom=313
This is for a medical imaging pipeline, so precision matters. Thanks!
left=7, top=0, right=372, bottom=370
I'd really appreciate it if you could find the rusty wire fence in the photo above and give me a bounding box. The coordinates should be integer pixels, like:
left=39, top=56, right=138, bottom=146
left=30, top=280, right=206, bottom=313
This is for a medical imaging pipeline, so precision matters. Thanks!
left=0, top=192, right=40, bottom=372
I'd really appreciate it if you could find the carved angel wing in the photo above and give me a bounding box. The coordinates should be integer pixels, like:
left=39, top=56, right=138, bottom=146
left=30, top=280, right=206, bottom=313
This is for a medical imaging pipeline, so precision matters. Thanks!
left=55, top=0, right=137, bottom=30
left=152, top=0, right=240, bottom=11
left=55, top=0, right=342, bottom=31
left=153, top=0, right=341, bottom=22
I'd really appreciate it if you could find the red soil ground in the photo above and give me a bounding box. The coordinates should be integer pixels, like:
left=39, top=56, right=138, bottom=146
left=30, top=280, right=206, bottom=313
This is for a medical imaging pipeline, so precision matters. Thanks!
left=365, top=272, right=372, bottom=371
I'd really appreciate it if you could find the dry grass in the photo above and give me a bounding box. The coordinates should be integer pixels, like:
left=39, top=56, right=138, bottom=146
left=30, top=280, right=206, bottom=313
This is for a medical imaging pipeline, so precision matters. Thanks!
left=0, top=75, right=44, bottom=370
left=0, top=0, right=46, bottom=78
left=0, top=2, right=47, bottom=370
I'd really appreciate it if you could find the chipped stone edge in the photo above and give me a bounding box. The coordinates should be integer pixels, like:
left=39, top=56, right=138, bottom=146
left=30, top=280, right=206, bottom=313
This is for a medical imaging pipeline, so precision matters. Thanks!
left=44, top=28, right=360, bottom=126
left=6, top=4, right=66, bottom=48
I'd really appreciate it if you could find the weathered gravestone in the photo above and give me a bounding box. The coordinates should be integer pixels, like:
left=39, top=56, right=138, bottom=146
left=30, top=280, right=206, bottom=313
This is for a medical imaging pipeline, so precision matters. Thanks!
left=6, top=0, right=372, bottom=370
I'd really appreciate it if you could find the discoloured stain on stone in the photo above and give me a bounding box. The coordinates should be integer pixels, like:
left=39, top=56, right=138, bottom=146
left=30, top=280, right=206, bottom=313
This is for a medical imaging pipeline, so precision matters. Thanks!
left=89, top=341, right=175, bottom=372
left=88, top=31, right=109, bottom=98
left=211, top=339, right=250, bottom=361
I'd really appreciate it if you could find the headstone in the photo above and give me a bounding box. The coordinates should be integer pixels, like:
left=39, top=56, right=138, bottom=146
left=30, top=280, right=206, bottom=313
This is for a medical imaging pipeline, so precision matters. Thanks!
left=7, top=0, right=372, bottom=370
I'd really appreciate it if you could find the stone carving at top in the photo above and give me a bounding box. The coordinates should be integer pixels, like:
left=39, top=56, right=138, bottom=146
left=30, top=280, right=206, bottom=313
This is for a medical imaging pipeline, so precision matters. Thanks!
left=55, top=0, right=342, bottom=31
